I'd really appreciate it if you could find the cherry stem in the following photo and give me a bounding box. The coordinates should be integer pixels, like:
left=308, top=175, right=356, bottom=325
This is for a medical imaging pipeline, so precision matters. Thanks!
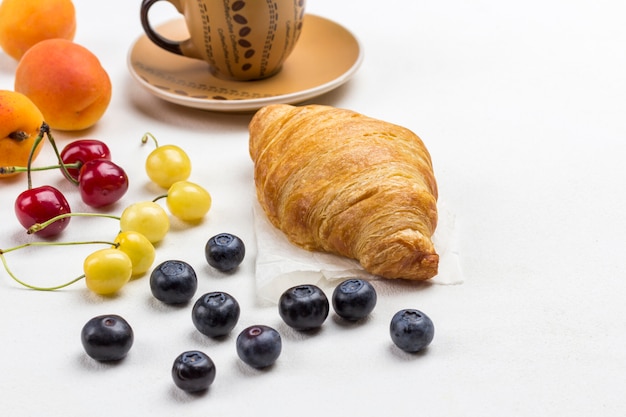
left=0, top=240, right=118, bottom=291
left=27, top=212, right=121, bottom=234
left=0, top=162, right=81, bottom=175
left=141, top=132, right=159, bottom=148
left=152, top=194, right=168, bottom=203
left=45, top=128, right=79, bottom=186
left=26, top=123, right=48, bottom=189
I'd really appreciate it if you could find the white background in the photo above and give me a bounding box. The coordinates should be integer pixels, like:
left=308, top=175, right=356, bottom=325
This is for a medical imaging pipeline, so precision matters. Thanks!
left=1, top=0, right=625, bottom=415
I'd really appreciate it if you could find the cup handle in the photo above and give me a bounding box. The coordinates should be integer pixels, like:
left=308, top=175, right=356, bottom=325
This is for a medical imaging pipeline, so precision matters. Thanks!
left=140, top=0, right=184, bottom=55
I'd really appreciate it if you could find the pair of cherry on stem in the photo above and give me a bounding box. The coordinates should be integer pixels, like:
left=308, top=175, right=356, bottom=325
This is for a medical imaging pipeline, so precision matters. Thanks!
left=8, top=122, right=129, bottom=238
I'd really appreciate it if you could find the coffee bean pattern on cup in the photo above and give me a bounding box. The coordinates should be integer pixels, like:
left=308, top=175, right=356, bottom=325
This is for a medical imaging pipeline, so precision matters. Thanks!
left=225, top=1, right=305, bottom=78
left=229, top=1, right=257, bottom=74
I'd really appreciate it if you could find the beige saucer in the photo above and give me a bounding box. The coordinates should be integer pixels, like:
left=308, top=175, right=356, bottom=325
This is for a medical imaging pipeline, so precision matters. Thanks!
left=127, top=14, right=363, bottom=112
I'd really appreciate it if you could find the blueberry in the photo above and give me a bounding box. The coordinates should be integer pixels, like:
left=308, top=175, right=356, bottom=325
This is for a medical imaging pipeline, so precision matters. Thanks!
left=191, top=291, right=240, bottom=337
left=171, top=350, right=216, bottom=392
left=205, top=233, right=245, bottom=272
left=81, top=314, right=134, bottom=361
left=331, top=278, right=377, bottom=321
left=150, top=260, right=197, bottom=304
left=389, top=309, right=435, bottom=353
left=278, top=284, right=329, bottom=330
left=236, top=325, right=282, bottom=369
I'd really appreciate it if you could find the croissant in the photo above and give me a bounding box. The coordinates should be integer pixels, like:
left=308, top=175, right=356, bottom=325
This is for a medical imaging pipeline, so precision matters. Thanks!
left=249, top=104, right=439, bottom=280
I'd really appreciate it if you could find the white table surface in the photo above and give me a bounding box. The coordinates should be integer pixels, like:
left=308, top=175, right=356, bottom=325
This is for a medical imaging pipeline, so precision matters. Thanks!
left=1, top=0, right=625, bottom=415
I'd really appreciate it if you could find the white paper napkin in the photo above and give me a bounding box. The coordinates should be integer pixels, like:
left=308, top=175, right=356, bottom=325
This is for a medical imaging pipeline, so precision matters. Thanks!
left=252, top=200, right=463, bottom=304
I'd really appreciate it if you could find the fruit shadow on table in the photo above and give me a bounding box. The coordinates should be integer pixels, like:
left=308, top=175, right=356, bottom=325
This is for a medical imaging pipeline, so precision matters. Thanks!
left=0, top=53, right=17, bottom=78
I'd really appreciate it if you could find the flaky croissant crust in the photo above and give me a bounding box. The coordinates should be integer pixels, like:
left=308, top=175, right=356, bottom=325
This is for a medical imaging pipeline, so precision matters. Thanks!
left=249, top=104, right=439, bottom=280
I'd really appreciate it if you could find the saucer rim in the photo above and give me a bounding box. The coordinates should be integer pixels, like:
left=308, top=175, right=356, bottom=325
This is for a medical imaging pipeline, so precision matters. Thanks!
left=127, top=14, right=364, bottom=112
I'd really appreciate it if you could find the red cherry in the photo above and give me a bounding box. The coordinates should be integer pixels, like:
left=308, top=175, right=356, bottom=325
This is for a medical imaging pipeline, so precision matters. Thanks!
left=78, top=159, right=129, bottom=208
left=60, top=139, right=112, bottom=182
left=14, top=185, right=72, bottom=237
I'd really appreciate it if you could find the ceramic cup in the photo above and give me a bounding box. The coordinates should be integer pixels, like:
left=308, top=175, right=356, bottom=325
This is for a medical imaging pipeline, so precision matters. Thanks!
left=140, top=0, right=306, bottom=81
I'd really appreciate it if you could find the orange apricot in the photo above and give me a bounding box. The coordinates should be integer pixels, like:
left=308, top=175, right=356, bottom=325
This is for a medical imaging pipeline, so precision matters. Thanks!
left=0, top=0, right=76, bottom=61
left=14, top=39, right=112, bottom=131
left=0, top=90, right=46, bottom=178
